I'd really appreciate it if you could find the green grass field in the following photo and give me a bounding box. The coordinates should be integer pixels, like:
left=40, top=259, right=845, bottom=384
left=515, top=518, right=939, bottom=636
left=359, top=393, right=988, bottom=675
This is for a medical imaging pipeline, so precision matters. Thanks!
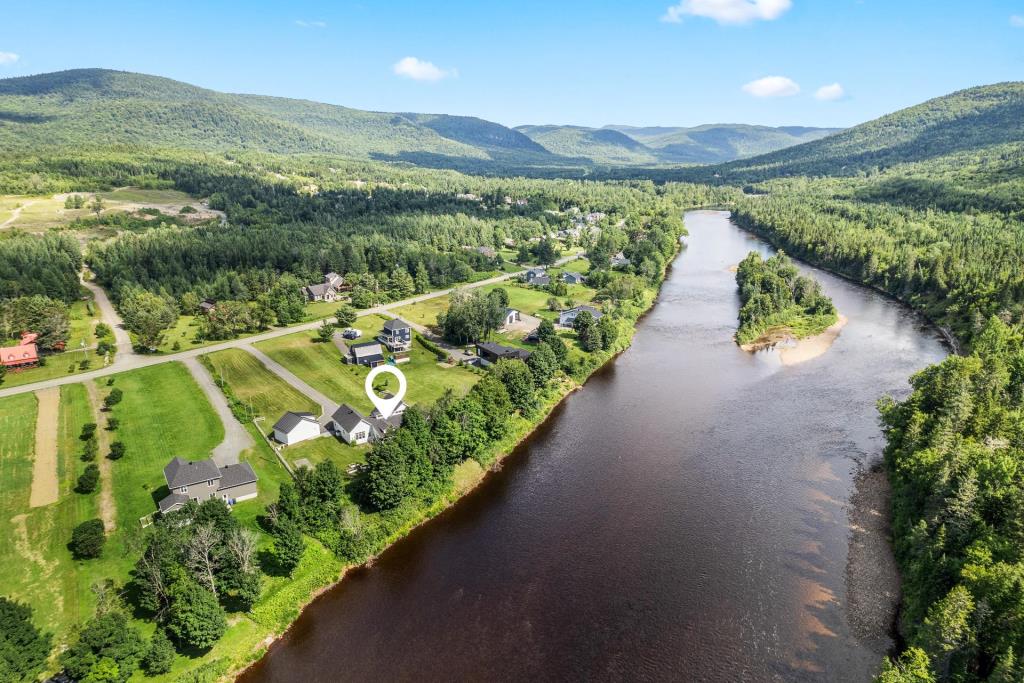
left=96, top=188, right=196, bottom=204
left=255, top=315, right=479, bottom=414
left=204, top=348, right=319, bottom=420
left=102, top=363, right=226, bottom=527
left=282, top=436, right=367, bottom=473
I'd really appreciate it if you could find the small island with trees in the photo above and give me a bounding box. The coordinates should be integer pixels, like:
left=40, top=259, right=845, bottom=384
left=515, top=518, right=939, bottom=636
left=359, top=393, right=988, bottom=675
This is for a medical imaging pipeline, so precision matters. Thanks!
left=734, top=251, right=843, bottom=360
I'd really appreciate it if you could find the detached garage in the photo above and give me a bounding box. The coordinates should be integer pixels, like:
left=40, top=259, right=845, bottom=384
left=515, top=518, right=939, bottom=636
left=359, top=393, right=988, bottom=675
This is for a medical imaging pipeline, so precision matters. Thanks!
left=272, top=412, right=320, bottom=445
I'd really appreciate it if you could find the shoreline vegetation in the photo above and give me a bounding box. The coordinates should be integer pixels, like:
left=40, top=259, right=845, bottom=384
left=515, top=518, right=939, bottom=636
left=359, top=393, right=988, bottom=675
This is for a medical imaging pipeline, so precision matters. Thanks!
left=733, top=250, right=840, bottom=356
left=229, top=238, right=685, bottom=682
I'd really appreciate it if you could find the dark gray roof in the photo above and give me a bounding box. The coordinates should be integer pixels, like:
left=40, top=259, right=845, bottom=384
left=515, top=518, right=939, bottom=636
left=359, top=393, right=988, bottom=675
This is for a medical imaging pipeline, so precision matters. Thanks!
left=273, top=411, right=317, bottom=433
left=531, top=275, right=551, bottom=285
left=562, top=271, right=584, bottom=281
left=331, top=404, right=369, bottom=432
left=305, top=282, right=334, bottom=297
left=476, top=341, right=531, bottom=361
left=369, top=414, right=404, bottom=433
left=164, top=457, right=221, bottom=489
left=383, top=318, right=411, bottom=332
left=158, top=492, right=189, bottom=514
left=217, top=462, right=258, bottom=490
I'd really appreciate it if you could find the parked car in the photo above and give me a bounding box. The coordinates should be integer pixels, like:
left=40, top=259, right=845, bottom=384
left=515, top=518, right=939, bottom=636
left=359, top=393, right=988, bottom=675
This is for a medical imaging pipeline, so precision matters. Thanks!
left=342, top=328, right=362, bottom=340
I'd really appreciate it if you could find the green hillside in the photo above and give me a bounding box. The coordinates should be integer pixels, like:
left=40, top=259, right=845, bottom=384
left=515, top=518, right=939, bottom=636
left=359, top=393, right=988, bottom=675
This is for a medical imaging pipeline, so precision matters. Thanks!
left=514, top=125, right=660, bottom=165
left=516, top=122, right=839, bottom=165
left=0, top=69, right=522, bottom=163
left=695, top=82, right=1024, bottom=183
left=622, top=124, right=840, bottom=164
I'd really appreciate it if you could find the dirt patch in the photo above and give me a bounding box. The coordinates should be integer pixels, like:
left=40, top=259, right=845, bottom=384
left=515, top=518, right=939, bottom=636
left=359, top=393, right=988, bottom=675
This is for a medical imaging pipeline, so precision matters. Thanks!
left=739, top=314, right=849, bottom=365
left=85, top=383, right=117, bottom=532
left=29, top=388, right=60, bottom=508
left=846, top=462, right=900, bottom=654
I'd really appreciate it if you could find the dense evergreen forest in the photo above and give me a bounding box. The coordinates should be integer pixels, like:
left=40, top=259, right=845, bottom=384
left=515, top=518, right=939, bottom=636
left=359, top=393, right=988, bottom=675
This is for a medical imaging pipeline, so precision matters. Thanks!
left=733, top=251, right=836, bottom=345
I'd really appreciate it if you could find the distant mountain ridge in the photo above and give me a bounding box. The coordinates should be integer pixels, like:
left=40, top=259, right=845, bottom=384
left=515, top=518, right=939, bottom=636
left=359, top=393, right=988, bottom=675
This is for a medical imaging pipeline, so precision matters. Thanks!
left=516, top=122, right=842, bottom=165
left=689, top=82, right=1024, bottom=183
left=0, top=68, right=835, bottom=170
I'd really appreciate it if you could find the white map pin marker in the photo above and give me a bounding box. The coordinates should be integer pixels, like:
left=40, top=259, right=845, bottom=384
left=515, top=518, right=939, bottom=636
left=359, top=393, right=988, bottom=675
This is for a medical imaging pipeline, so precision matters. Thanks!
left=365, top=365, right=407, bottom=419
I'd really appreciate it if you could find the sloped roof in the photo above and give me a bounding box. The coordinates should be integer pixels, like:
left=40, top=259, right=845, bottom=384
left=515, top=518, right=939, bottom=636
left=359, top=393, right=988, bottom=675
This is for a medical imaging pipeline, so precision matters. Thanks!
left=273, top=411, right=318, bottom=433
left=158, top=492, right=189, bottom=514
left=383, top=318, right=411, bottom=332
left=305, top=282, right=334, bottom=297
left=331, top=404, right=369, bottom=433
left=164, top=457, right=220, bottom=489
left=217, top=462, right=258, bottom=490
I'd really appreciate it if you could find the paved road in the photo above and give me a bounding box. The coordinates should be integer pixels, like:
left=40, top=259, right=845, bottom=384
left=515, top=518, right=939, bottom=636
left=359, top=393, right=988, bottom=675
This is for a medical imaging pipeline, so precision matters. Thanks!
left=79, top=271, right=134, bottom=356
left=0, top=255, right=580, bottom=401
left=241, top=345, right=340, bottom=426
left=182, top=357, right=251, bottom=466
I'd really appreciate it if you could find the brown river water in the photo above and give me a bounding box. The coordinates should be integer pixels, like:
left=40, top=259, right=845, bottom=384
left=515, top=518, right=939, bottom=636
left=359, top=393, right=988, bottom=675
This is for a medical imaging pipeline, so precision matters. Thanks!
left=239, top=210, right=948, bottom=682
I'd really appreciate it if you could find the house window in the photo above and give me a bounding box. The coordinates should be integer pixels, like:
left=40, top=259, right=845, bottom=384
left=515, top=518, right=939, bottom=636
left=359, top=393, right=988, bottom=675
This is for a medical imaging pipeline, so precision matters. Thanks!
left=208, top=480, right=214, bottom=487
left=356, top=431, right=366, bottom=440
left=179, top=486, right=187, bottom=493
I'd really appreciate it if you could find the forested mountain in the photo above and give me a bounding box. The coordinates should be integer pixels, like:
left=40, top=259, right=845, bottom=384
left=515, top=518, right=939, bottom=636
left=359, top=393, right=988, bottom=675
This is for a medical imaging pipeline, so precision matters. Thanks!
left=0, top=69, right=828, bottom=173
left=692, top=83, right=1024, bottom=183
left=513, top=125, right=660, bottom=165
left=515, top=123, right=839, bottom=165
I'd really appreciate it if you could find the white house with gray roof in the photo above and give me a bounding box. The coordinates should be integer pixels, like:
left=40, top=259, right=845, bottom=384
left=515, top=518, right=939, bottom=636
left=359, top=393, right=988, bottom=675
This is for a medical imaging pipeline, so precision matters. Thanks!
left=330, top=404, right=404, bottom=445
left=158, top=457, right=258, bottom=514
left=272, top=411, right=321, bottom=445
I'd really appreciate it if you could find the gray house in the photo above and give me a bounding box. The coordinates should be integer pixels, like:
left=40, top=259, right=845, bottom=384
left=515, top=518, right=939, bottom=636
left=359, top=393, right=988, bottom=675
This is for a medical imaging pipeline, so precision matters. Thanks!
left=158, top=457, right=258, bottom=514
left=524, top=268, right=550, bottom=286
left=345, top=341, right=386, bottom=367
left=379, top=318, right=412, bottom=352
left=562, top=272, right=586, bottom=285
left=559, top=305, right=604, bottom=328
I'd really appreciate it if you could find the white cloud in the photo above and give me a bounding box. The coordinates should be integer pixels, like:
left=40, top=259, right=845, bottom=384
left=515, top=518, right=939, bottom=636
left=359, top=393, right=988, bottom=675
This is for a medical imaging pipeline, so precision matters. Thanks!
left=661, top=0, right=792, bottom=24
left=1011, top=15, right=1024, bottom=27
left=0, top=52, right=19, bottom=65
left=392, top=56, right=456, bottom=82
left=294, top=20, right=327, bottom=28
left=742, top=75, right=800, bottom=97
left=814, top=82, right=845, bottom=101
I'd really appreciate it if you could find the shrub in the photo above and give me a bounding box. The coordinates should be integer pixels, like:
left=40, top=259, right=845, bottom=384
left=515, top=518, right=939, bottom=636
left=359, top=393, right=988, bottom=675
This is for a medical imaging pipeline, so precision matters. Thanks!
left=142, top=629, right=175, bottom=675
left=106, top=417, right=119, bottom=431
left=70, top=519, right=105, bottom=559
left=80, top=422, right=97, bottom=440
left=108, top=441, right=125, bottom=460
left=415, top=334, right=447, bottom=361
left=76, top=464, right=100, bottom=493
left=81, top=436, right=98, bottom=462
left=103, top=388, right=122, bottom=409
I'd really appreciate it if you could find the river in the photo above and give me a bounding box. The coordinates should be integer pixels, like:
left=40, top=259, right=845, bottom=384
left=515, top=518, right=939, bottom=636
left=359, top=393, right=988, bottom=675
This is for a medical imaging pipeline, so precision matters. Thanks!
left=240, top=210, right=948, bottom=682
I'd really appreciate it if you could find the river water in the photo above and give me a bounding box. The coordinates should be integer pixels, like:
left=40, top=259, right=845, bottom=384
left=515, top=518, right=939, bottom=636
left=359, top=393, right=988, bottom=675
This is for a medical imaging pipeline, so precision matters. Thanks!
left=240, top=211, right=947, bottom=682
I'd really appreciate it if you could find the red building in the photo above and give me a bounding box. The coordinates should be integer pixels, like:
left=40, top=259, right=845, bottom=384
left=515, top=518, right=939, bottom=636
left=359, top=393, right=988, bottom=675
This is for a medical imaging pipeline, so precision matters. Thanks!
left=0, top=332, right=40, bottom=371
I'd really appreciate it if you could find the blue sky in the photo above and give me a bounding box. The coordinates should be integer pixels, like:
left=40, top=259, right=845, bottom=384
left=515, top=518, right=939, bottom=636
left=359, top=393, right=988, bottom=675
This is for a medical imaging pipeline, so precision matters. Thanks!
left=1, top=1, right=1021, bottom=128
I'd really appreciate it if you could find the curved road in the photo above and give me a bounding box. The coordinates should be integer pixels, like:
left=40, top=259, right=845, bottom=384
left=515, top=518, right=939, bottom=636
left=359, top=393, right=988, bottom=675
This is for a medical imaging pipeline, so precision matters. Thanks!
left=0, top=256, right=580, bottom=400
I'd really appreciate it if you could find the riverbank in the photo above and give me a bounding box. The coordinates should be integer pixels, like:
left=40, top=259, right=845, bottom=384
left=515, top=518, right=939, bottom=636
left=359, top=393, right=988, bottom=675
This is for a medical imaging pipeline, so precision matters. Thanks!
left=846, top=461, right=901, bottom=657
left=231, top=244, right=683, bottom=682
left=739, top=313, right=845, bottom=363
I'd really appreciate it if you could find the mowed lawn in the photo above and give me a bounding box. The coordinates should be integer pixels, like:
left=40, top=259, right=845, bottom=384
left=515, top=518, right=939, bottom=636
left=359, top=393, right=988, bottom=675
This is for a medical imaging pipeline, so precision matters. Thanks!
left=204, top=348, right=318, bottom=420
left=282, top=436, right=367, bottom=473
left=102, top=363, right=225, bottom=528
left=255, top=315, right=479, bottom=415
